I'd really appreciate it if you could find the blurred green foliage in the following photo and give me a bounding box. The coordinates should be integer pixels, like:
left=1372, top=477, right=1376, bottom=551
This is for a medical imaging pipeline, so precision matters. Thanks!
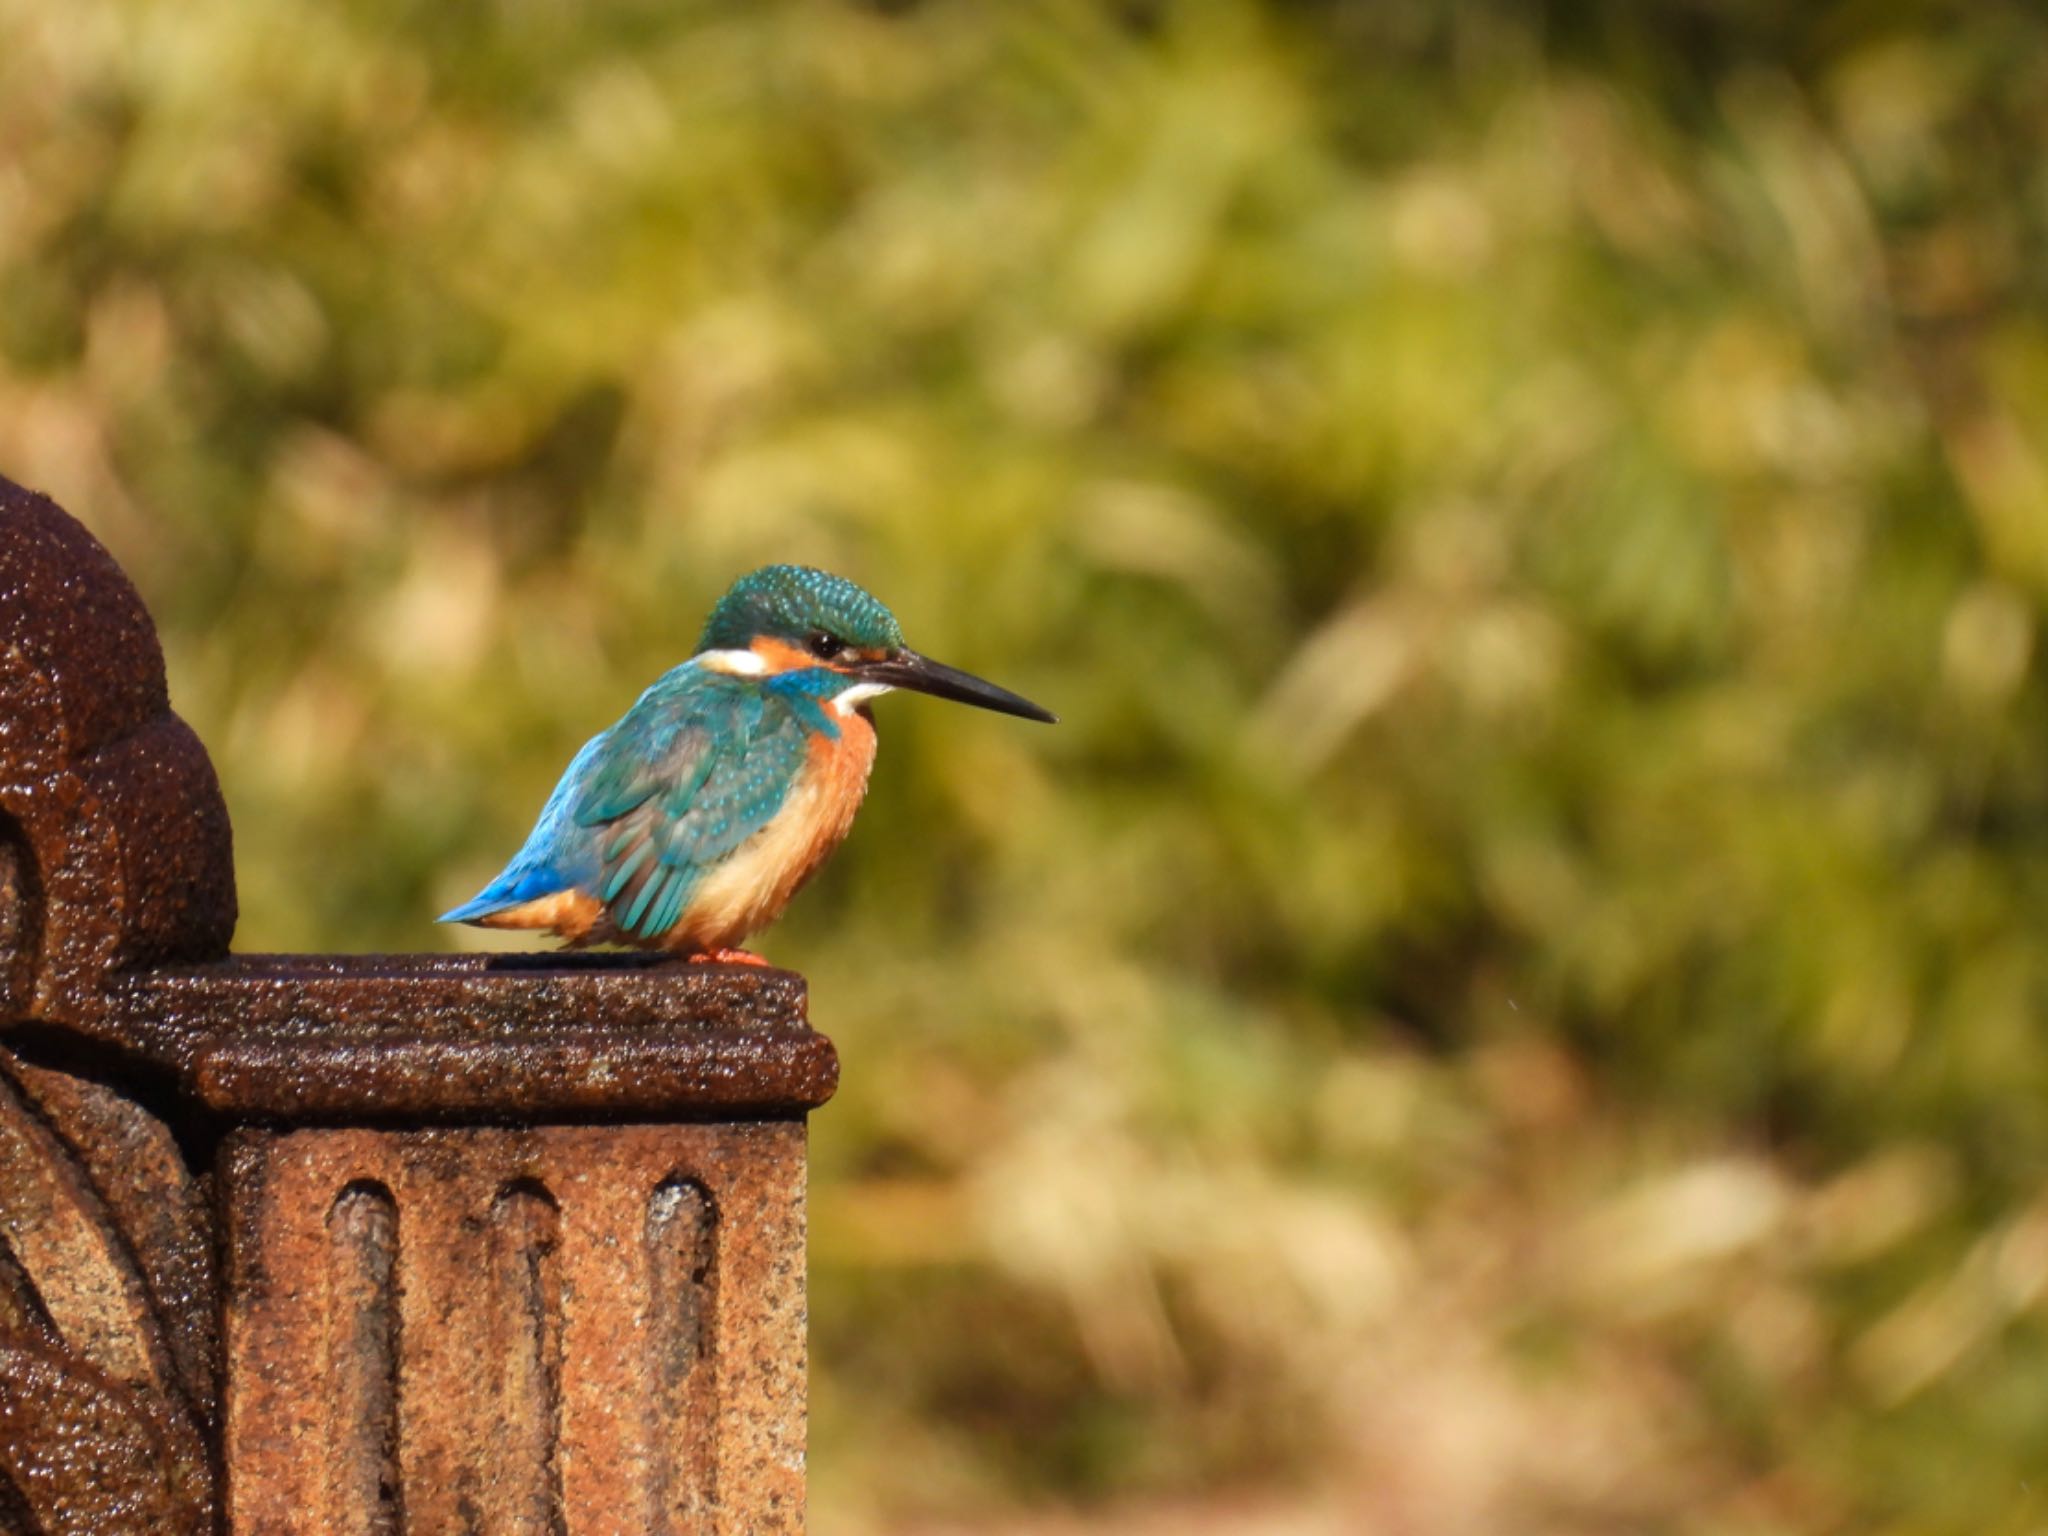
left=7, top=0, right=2048, bottom=1529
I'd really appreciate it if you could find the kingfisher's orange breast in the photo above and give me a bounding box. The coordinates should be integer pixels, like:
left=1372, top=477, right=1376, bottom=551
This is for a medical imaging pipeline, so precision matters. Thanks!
left=666, top=710, right=878, bottom=953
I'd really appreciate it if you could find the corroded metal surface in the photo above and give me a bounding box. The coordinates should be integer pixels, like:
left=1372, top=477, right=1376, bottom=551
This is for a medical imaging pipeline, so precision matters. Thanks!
left=0, top=478, right=237, bottom=1028
left=0, top=477, right=833, bottom=1531
left=224, top=1122, right=808, bottom=1535
left=3, top=1058, right=218, bottom=1427
left=0, top=1333, right=210, bottom=1535
left=0, top=1053, right=215, bottom=1534
left=107, top=953, right=835, bottom=1120
left=0, top=480, right=231, bottom=1533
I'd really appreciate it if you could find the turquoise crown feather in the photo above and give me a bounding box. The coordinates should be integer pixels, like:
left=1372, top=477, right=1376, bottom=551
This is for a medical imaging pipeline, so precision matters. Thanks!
left=698, top=565, right=903, bottom=653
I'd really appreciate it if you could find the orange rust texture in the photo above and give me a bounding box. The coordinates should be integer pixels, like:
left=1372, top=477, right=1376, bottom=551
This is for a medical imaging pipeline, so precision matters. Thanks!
left=0, top=479, right=237, bottom=1029
left=0, top=1056, right=215, bottom=1532
left=223, top=1120, right=808, bottom=1536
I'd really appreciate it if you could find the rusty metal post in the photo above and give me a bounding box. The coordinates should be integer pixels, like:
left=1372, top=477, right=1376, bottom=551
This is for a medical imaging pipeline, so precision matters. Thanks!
left=0, top=479, right=837, bottom=1535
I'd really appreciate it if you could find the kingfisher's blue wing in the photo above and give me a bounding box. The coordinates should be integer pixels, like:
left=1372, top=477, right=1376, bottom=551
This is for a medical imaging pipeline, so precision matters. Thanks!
left=441, top=665, right=811, bottom=941
left=570, top=672, right=812, bottom=941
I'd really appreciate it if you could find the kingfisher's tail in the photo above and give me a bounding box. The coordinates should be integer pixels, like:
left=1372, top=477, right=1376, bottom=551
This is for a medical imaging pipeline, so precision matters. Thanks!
left=439, top=858, right=573, bottom=925
left=438, top=888, right=520, bottom=925
left=440, top=731, right=610, bottom=928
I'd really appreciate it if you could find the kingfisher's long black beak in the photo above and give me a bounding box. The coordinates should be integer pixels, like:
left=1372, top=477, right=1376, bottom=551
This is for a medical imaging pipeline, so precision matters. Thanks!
left=860, top=648, right=1057, bottom=723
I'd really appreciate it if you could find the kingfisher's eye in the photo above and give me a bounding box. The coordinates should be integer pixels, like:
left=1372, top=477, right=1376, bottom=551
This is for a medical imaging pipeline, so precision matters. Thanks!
left=807, top=630, right=846, bottom=659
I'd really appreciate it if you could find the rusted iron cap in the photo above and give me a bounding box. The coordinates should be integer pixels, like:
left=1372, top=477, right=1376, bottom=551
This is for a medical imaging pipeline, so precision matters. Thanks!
left=108, top=953, right=838, bottom=1120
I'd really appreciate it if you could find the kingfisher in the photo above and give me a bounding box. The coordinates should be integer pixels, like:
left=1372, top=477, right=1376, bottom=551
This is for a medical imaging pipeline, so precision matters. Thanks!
left=439, top=564, right=1055, bottom=962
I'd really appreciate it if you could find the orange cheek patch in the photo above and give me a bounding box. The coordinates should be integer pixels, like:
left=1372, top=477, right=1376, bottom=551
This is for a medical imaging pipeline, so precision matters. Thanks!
left=751, top=637, right=830, bottom=674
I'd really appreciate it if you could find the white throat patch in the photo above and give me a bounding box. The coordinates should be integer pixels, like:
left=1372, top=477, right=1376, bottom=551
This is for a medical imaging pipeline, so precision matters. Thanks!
left=832, top=682, right=894, bottom=716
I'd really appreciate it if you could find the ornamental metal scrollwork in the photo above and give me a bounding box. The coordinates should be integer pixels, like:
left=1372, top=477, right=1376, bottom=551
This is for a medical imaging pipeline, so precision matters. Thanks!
left=0, top=483, right=235, bottom=1532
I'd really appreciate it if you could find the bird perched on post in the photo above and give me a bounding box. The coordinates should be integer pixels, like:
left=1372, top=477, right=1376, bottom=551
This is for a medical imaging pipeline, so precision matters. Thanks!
left=440, top=564, right=1055, bottom=962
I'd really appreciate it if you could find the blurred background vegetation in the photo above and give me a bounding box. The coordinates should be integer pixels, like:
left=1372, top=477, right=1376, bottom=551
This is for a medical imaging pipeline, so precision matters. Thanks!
left=6, top=0, right=2048, bottom=1529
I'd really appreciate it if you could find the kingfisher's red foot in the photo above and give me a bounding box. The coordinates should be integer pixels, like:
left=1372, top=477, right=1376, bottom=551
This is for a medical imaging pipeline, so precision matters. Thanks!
left=688, top=947, right=770, bottom=967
